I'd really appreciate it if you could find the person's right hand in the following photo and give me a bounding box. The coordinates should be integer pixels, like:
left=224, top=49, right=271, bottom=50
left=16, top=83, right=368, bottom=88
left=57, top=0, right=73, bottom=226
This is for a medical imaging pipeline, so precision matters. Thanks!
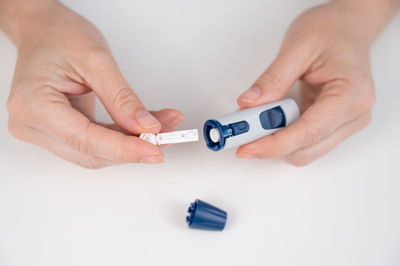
left=235, top=0, right=399, bottom=166
left=4, top=0, right=184, bottom=168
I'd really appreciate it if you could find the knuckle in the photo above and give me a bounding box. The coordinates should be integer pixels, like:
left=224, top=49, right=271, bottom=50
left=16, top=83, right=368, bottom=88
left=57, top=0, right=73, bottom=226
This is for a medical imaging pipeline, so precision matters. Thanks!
left=79, top=159, right=104, bottom=169
left=111, top=145, right=125, bottom=161
left=111, top=87, right=140, bottom=111
left=360, top=90, right=376, bottom=111
left=66, top=131, right=94, bottom=157
left=82, top=47, right=116, bottom=77
left=7, top=92, right=27, bottom=120
left=257, top=70, right=286, bottom=94
left=6, top=94, right=18, bottom=115
left=303, top=123, right=322, bottom=147
left=86, top=47, right=113, bottom=67
left=7, top=86, right=52, bottom=123
left=73, top=156, right=105, bottom=169
left=7, top=120, right=26, bottom=142
left=68, top=137, right=90, bottom=155
left=353, top=84, right=376, bottom=114
left=109, top=135, right=135, bottom=162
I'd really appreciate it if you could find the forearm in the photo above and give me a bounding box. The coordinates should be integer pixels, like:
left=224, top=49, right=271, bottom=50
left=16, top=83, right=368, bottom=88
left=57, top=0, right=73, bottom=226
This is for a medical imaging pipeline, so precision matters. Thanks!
left=334, top=0, right=400, bottom=18
left=0, top=0, right=58, bottom=46
left=333, top=0, right=400, bottom=43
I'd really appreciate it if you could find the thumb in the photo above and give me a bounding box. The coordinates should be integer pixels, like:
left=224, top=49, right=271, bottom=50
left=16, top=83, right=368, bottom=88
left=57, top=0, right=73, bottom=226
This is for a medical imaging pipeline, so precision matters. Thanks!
left=237, top=48, right=308, bottom=108
left=84, top=55, right=161, bottom=135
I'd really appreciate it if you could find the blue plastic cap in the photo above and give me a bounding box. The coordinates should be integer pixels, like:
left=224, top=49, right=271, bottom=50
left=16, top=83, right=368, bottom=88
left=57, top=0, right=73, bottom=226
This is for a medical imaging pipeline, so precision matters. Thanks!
left=186, top=199, right=227, bottom=231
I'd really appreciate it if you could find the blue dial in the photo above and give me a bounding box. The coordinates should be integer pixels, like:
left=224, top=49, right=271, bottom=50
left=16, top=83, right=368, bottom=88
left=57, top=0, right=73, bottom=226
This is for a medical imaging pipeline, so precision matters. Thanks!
left=259, top=106, right=286, bottom=130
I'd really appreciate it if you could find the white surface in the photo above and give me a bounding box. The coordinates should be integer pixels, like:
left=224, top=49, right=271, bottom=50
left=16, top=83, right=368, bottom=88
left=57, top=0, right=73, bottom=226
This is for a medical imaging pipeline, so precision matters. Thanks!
left=0, top=1, right=400, bottom=266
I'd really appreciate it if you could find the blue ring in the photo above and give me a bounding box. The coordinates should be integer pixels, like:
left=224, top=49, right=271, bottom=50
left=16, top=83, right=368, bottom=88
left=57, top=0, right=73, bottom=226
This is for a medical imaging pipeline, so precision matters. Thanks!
left=203, top=120, right=225, bottom=151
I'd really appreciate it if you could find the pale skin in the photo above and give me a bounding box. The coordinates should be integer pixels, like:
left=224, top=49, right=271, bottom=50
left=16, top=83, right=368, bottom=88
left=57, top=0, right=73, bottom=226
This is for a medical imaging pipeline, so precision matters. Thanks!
left=0, top=0, right=399, bottom=168
left=236, top=0, right=400, bottom=165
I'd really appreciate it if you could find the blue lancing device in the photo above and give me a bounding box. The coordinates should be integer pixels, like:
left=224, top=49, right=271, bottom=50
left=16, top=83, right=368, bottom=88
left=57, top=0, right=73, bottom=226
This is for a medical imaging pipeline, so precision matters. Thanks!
left=203, top=98, right=300, bottom=151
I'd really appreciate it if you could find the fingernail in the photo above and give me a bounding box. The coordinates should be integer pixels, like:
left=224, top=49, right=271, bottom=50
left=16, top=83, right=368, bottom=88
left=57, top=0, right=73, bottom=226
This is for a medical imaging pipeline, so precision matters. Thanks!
left=239, top=87, right=261, bottom=103
left=237, top=153, right=258, bottom=159
left=167, top=114, right=184, bottom=129
left=136, top=110, right=161, bottom=130
left=140, top=155, right=164, bottom=164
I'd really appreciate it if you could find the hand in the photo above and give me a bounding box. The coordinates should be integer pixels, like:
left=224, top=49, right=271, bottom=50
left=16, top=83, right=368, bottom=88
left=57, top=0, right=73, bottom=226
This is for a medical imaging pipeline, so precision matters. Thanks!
left=4, top=1, right=184, bottom=168
left=236, top=1, right=398, bottom=166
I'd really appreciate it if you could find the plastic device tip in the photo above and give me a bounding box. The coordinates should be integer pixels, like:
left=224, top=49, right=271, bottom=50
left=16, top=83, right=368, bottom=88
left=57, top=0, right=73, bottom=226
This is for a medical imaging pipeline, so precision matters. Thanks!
left=139, top=129, right=199, bottom=145
left=186, top=199, right=227, bottom=231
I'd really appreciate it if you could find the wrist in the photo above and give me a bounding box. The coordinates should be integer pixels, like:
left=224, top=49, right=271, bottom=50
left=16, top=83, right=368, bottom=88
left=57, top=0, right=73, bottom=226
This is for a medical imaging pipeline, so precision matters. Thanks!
left=0, top=0, right=59, bottom=46
left=332, top=0, right=400, bottom=43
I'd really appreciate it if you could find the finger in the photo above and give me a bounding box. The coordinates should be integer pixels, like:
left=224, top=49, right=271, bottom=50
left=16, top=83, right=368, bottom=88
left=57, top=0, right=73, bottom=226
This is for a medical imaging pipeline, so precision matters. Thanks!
left=237, top=45, right=310, bottom=108
left=236, top=81, right=363, bottom=158
left=31, top=89, right=164, bottom=164
left=150, top=108, right=184, bottom=132
left=80, top=53, right=161, bottom=134
left=8, top=118, right=120, bottom=169
left=283, top=112, right=372, bottom=166
left=98, top=108, right=184, bottom=134
left=100, top=110, right=181, bottom=149
left=150, top=109, right=184, bottom=148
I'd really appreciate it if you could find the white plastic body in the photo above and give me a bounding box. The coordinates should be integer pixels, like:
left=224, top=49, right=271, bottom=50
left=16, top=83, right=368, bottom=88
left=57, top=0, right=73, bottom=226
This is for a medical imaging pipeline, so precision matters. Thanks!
left=214, top=98, right=299, bottom=150
left=140, top=129, right=199, bottom=145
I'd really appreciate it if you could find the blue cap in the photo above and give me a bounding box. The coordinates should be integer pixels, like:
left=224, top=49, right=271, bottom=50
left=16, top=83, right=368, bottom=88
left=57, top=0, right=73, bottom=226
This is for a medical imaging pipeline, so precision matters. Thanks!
left=203, top=119, right=249, bottom=152
left=186, top=199, right=227, bottom=231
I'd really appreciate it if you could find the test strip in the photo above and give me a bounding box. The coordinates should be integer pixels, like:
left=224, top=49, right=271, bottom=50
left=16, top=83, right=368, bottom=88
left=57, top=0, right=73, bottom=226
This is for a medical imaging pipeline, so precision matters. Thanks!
left=139, top=129, right=199, bottom=145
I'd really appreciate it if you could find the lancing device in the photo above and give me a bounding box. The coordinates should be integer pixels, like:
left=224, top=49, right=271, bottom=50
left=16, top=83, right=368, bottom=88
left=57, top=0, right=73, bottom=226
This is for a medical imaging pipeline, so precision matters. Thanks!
left=203, top=98, right=300, bottom=151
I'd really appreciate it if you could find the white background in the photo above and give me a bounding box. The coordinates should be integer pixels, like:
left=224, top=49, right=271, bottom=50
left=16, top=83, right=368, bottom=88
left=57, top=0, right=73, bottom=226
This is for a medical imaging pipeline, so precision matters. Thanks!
left=1, top=1, right=400, bottom=265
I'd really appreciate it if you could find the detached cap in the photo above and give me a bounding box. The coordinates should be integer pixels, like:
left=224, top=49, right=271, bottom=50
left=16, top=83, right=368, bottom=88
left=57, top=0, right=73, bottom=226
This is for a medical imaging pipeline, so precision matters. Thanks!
left=186, top=199, right=227, bottom=231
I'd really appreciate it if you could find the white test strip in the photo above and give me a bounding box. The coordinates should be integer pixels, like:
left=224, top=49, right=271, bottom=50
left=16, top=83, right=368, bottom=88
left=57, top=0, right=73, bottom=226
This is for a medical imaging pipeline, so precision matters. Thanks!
left=139, top=129, right=199, bottom=145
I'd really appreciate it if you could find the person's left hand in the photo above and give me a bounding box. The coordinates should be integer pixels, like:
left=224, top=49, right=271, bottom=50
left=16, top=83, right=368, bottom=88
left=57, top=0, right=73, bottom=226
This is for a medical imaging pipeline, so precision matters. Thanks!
left=5, top=1, right=184, bottom=168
